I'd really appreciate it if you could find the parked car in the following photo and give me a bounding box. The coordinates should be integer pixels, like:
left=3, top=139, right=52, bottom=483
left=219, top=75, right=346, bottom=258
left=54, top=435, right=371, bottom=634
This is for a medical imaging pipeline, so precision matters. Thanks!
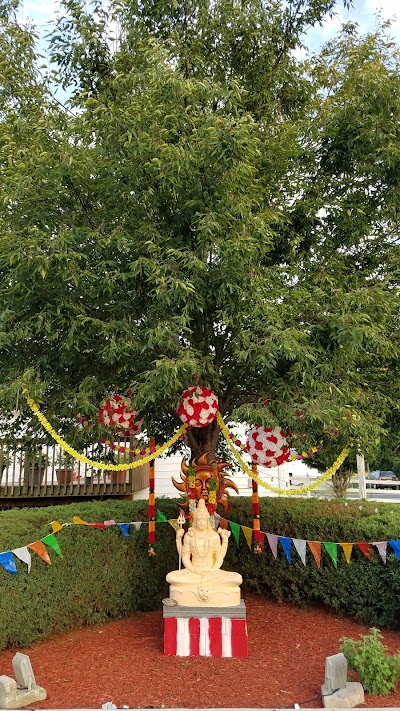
left=366, top=470, right=398, bottom=488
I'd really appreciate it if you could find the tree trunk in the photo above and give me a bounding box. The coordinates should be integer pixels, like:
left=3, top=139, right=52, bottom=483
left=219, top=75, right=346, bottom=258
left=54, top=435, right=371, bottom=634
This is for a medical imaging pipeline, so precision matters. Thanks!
left=186, top=420, right=220, bottom=462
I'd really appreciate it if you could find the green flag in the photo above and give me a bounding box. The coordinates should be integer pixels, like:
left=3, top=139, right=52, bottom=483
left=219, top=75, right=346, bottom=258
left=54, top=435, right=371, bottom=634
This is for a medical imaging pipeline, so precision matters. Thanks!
left=42, top=534, right=63, bottom=558
left=156, top=509, right=168, bottom=522
left=323, top=542, right=337, bottom=568
left=229, top=521, right=241, bottom=546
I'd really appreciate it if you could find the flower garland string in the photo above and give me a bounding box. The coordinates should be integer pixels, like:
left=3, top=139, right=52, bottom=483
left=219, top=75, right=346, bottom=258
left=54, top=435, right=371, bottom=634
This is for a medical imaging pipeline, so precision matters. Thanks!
left=27, top=397, right=187, bottom=470
left=217, top=412, right=351, bottom=495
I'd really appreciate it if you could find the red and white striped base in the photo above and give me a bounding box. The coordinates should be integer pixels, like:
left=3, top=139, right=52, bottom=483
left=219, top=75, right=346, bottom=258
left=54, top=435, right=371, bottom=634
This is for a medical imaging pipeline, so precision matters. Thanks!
left=164, top=616, right=248, bottom=657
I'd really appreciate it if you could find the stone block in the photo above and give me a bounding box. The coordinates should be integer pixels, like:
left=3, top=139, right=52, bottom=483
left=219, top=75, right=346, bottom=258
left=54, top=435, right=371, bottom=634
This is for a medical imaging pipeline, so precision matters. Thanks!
left=322, top=681, right=364, bottom=708
left=0, top=675, right=47, bottom=709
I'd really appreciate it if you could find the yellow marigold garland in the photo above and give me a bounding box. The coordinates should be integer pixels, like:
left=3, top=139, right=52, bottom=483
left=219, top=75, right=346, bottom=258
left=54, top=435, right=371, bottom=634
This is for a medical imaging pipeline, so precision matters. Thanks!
left=27, top=397, right=187, bottom=470
left=217, top=412, right=351, bottom=495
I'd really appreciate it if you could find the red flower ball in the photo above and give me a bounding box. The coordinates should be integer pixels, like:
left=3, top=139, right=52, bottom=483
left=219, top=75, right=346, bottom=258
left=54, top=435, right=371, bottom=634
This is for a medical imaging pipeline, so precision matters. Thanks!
left=246, top=426, right=291, bottom=468
left=177, top=386, right=218, bottom=428
left=98, top=393, right=143, bottom=437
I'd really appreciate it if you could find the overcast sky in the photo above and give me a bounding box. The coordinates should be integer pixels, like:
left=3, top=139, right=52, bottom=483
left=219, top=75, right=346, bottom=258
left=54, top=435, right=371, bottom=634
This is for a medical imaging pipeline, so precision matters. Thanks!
left=18, top=0, right=400, bottom=53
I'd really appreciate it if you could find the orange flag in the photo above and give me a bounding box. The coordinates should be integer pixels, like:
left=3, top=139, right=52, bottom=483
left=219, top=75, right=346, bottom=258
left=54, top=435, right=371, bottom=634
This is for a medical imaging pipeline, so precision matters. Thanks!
left=28, top=541, right=51, bottom=565
left=340, top=543, right=353, bottom=564
left=307, top=541, right=321, bottom=568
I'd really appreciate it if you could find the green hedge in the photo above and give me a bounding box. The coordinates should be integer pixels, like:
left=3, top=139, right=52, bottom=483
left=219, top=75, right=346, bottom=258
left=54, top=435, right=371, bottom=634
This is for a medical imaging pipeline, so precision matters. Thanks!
left=0, top=497, right=400, bottom=648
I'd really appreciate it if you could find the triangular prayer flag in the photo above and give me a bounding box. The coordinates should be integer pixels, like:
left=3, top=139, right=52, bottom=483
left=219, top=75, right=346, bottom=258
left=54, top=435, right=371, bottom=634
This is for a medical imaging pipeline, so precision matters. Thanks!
left=293, top=539, right=307, bottom=566
left=89, top=523, right=107, bottom=529
left=50, top=520, right=63, bottom=533
left=323, top=542, right=338, bottom=567
left=42, top=534, right=63, bottom=558
left=72, top=516, right=88, bottom=525
left=307, top=541, right=321, bottom=568
left=156, top=510, right=168, bottom=522
left=28, top=541, right=51, bottom=564
left=356, top=542, right=372, bottom=560
left=229, top=521, right=241, bottom=546
left=0, top=552, right=17, bottom=576
left=279, top=536, right=292, bottom=563
left=104, top=520, right=116, bottom=526
left=241, top=526, right=253, bottom=550
left=340, top=543, right=353, bottom=564
left=388, top=540, right=400, bottom=558
left=117, top=524, right=130, bottom=539
left=373, top=542, right=387, bottom=564
left=219, top=517, right=228, bottom=530
left=132, top=521, right=142, bottom=531
left=266, top=533, right=278, bottom=559
left=12, top=546, right=31, bottom=573
left=168, top=519, right=180, bottom=532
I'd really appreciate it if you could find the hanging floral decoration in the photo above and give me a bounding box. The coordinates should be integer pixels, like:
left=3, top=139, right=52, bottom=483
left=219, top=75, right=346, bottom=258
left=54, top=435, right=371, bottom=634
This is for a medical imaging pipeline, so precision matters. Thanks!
left=98, top=392, right=143, bottom=437
left=246, top=426, right=291, bottom=467
left=177, top=386, right=218, bottom=428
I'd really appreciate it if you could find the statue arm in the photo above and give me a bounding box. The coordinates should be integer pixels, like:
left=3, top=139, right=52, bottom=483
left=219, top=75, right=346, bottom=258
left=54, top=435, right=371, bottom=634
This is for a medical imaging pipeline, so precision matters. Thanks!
left=181, top=534, right=196, bottom=573
left=209, top=529, right=230, bottom=572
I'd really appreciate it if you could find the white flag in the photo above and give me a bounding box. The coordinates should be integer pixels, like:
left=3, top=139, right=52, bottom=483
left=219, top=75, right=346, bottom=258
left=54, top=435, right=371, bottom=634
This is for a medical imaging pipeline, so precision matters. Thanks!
left=12, top=546, right=32, bottom=573
left=293, top=539, right=307, bottom=566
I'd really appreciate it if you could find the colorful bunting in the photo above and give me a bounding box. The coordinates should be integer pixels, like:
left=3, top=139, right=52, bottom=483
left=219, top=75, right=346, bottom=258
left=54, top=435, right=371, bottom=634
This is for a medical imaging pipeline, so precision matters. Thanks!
left=2, top=511, right=400, bottom=580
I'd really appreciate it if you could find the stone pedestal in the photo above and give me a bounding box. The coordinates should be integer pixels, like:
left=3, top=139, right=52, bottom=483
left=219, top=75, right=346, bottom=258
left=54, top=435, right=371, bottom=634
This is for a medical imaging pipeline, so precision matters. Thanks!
left=0, top=676, right=46, bottom=709
left=163, top=600, right=248, bottom=657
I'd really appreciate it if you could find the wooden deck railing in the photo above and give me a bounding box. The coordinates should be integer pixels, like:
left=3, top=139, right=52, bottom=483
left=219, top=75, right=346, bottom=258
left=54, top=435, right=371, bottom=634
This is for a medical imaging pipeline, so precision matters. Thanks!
left=0, top=439, right=149, bottom=504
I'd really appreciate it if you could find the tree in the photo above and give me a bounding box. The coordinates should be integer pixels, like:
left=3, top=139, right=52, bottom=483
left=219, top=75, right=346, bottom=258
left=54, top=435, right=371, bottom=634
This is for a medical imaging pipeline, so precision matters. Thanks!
left=0, top=0, right=399, bottom=461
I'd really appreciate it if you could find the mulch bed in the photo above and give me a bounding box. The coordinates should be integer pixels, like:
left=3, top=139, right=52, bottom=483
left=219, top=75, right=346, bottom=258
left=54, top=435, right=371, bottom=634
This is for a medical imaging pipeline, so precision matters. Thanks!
left=1, top=594, right=400, bottom=709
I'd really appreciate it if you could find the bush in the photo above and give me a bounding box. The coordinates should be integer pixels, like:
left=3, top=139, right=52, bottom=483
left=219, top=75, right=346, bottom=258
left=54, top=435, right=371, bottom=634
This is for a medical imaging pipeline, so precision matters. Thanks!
left=1, top=496, right=400, bottom=648
left=340, top=627, right=400, bottom=694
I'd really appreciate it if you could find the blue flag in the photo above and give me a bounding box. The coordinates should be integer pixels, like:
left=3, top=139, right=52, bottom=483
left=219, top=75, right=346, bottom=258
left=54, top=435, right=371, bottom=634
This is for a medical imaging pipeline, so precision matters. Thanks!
left=389, top=540, right=400, bottom=558
left=117, top=524, right=130, bottom=539
left=278, top=536, right=292, bottom=563
left=0, top=552, right=17, bottom=576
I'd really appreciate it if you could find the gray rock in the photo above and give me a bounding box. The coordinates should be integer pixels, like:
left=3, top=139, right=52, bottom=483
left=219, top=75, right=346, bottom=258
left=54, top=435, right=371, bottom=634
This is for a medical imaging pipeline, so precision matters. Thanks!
left=321, top=652, right=348, bottom=695
left=0, top=675, right=46, bottom=709
left=322, top=681, right=364, bottom=708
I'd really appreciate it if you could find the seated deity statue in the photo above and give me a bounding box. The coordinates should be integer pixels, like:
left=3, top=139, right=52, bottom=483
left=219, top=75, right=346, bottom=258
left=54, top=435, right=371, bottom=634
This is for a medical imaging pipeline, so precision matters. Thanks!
left=166, top=498, right=242, bottom=607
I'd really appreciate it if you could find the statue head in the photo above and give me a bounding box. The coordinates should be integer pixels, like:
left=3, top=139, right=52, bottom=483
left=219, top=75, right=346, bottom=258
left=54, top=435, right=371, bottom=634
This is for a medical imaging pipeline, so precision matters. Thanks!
left=192, top=498, right=211, bottom=531
left=172, top=451, right=239, bottom=513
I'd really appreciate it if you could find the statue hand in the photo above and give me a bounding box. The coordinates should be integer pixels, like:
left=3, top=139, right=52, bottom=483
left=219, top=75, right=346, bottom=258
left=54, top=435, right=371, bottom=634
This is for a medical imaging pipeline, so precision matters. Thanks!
left=218, top=527, right=231, bottom=540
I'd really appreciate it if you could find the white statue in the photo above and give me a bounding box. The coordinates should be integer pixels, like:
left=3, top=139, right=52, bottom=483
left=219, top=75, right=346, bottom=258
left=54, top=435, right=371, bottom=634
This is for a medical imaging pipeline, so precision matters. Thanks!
left=166, top=498, right=242, bottom=606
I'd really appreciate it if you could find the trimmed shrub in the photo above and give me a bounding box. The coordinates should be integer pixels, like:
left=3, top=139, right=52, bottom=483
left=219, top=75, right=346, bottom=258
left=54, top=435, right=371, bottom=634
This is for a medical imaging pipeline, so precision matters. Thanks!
left=0, top=497, right=400, bottom=648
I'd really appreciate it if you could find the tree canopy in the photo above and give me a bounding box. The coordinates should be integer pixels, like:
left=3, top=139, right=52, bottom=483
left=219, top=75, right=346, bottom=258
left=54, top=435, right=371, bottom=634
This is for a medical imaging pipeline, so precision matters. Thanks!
left=0, top=0, right=399, bottom=458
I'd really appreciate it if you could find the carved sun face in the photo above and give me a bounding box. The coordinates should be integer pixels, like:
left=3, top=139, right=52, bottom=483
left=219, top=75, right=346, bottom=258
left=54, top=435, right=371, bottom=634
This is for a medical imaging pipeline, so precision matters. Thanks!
left=172, top=451, right=239, bottom=513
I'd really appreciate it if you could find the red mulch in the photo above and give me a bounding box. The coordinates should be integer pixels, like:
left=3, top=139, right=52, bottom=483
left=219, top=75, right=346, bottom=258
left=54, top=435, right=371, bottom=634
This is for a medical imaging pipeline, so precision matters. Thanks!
left=1, top=594, right=400, bottom=709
